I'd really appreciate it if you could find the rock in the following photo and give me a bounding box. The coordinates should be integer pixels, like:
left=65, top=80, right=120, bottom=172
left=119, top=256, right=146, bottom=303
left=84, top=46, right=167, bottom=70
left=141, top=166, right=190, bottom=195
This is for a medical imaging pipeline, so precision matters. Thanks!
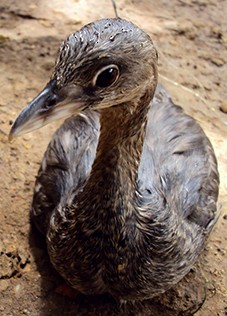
left=0, top=247, right=30, bottom=279
left=0, top=279, right=10, bottom=292
left=0, top=253, right=17, bottom=278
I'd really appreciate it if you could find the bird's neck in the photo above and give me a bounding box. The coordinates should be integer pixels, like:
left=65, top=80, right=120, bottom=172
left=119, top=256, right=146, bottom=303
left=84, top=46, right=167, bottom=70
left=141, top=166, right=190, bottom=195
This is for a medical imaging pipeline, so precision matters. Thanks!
left=77, top=88, right=154, bottom=216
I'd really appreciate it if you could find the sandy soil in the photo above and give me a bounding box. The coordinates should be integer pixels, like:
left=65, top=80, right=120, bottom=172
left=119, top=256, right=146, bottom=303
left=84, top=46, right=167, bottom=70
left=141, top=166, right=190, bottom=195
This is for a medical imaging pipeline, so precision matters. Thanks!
left=0, top=0, right=226, bottom=315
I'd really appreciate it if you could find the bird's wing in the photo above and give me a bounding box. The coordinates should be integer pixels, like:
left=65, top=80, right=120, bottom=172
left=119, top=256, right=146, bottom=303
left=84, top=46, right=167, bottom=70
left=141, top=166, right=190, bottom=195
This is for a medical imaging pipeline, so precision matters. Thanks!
left=138, top=83, right=219, bottom=231
left=31, top=111, right=100, bottom=234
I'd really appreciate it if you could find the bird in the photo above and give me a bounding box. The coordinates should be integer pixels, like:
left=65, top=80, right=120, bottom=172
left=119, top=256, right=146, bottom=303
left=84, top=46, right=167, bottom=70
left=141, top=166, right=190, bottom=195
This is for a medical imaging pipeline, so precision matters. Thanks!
left=9, top=18, right=219, bottom=301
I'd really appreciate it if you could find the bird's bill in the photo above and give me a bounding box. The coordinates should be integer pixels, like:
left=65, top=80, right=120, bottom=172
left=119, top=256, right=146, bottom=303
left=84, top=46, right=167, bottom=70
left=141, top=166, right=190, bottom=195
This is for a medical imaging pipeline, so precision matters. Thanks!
left=9, top=79, right=84, bottom=141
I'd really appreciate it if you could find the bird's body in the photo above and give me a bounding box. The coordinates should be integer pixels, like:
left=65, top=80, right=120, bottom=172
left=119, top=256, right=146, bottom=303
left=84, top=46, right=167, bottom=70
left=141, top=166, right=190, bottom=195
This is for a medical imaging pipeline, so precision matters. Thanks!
left=10, top=19, right=219, bottom=301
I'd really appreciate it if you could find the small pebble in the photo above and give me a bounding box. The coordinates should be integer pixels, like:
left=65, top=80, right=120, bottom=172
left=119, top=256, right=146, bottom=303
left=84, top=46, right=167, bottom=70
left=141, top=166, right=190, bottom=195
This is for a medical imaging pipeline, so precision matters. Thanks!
left=14, top=283, right=21, bottom=295
left=220, top=102, right=227, bottom=114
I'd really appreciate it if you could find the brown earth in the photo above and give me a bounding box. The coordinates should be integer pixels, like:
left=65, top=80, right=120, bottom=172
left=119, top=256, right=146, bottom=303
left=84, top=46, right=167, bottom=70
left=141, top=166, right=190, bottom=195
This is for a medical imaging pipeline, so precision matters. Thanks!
left=0, top=0, right=226, bottom=315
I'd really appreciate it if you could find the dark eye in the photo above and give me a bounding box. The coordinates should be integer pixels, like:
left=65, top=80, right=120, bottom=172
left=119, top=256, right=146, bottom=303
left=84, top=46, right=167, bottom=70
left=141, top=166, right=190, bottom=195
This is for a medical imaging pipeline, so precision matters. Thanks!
left=94, top=65, right=119, bottom=88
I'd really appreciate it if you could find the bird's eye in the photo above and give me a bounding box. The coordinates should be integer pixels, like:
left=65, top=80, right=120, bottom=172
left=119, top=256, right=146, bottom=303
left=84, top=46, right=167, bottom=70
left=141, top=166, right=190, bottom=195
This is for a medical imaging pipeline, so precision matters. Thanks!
left=94, top=65, right=119, bottom=88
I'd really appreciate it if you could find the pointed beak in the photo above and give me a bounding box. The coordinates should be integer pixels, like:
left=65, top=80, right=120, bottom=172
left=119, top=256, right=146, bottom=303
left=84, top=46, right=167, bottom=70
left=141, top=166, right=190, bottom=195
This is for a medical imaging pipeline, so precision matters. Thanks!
left=9, top=79, right=84, bottom=140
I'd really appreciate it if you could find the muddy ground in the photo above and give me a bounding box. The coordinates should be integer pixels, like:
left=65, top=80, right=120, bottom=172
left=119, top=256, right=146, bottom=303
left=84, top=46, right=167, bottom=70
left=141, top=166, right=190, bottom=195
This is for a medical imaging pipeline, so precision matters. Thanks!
left=0, top=0, right=226, bottom=315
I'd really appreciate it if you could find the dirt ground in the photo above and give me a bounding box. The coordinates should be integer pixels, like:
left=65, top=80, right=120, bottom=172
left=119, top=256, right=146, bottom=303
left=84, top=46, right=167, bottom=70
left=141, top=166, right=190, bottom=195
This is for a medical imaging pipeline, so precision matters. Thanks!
left=0, top=0, right=226, bottom=315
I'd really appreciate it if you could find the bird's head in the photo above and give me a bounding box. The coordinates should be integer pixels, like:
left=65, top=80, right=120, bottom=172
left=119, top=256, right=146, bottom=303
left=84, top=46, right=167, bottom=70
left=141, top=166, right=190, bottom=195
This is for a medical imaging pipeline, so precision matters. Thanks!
left=9, top=18, right=158, bottom=140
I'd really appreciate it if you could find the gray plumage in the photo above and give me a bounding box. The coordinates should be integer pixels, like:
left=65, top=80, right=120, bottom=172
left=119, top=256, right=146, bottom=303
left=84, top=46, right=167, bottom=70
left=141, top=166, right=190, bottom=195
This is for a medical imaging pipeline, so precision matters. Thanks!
left=10, top=18, right=219, bottom=300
